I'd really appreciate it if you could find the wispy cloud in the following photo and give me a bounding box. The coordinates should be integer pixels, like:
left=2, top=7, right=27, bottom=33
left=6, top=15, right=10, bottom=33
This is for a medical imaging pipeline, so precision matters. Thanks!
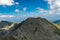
left=36, top=8, right=49, bottom=13
left=0, top=15, right=14, bottom=18
left=15, top=9, right=20, bottom=13
left=23, top=8, right=27, bottom=11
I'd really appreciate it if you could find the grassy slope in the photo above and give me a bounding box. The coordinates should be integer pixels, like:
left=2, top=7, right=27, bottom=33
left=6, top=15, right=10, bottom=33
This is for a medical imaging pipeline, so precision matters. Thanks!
left=53, top=23, right=60, bottom=35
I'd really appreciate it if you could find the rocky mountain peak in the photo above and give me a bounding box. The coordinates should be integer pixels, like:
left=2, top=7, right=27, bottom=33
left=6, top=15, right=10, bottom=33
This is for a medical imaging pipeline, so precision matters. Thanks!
left=0, top=17, right=60, bottom=40
left=11, top=17, right=59, bottom=40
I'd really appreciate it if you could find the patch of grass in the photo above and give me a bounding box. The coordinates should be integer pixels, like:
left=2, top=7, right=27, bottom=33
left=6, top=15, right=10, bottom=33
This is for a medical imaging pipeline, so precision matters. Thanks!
left=54, top=28, right=60, bottom=35
left=54, top=23, right=60, bottom=35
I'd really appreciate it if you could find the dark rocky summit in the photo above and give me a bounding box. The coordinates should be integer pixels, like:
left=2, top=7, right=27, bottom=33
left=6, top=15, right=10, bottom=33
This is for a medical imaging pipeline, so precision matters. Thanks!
left=0, top=17, right=60, bottom=40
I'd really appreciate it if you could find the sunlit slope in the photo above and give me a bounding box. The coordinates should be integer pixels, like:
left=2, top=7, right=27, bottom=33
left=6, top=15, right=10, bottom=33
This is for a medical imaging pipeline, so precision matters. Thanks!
left=0, top=23, right=16, bottom=30
left=0, top=21, right=18, bottom=31
left=54, top=24, right=60, bottom=29
left=52, top=23, right=60, bottom=35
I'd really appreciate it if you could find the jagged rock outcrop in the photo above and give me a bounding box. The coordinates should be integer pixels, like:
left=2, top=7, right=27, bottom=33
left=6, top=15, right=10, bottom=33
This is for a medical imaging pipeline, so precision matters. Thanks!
left=0, top=17, right=60, bottom=40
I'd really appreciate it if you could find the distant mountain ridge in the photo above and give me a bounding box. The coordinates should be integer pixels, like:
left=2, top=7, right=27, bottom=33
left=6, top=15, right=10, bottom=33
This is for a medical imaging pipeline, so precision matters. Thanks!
left=0, top=21, right=12, bottom=28
left=0, top=17, right=60, bottom=40
left=54, top=20, right=60, bottom=24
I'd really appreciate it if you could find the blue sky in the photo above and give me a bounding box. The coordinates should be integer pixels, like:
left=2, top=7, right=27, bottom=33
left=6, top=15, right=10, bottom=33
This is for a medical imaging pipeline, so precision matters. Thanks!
left=0, top=0, right=60, bottom=22
left=0, top=0, right=49, bottom=13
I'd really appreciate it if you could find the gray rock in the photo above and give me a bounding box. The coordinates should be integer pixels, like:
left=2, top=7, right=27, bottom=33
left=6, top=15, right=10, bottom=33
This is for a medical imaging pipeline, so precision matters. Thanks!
left=0, top=17, right=60, bottom=40
left=12, top=17, right=60, bottom=40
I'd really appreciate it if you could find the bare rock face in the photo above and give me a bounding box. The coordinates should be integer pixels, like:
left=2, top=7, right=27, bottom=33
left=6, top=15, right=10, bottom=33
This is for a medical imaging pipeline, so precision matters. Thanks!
left=11, top=17, right=60, bottom=40
left=0, top=17, right=60, bottom=40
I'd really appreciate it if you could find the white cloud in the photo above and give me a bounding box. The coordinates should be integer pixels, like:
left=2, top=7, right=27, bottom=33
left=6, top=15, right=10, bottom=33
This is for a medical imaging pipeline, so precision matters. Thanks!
left=45, top=0, right=60, bottom=15
left=15, top=2, right=19, bottom=5
left=36, top=8, right=48, bottom=13
left=23, top=8, right=27, bottom=11
left=15, top=9, right=20, bottom=13
left=0, top=15, right=14, bottom=18
left=0, top=0, right=14, bottom=6
left=48, top=10, right=54, bottom=14
left=47, top=0, right=60, bottom=9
